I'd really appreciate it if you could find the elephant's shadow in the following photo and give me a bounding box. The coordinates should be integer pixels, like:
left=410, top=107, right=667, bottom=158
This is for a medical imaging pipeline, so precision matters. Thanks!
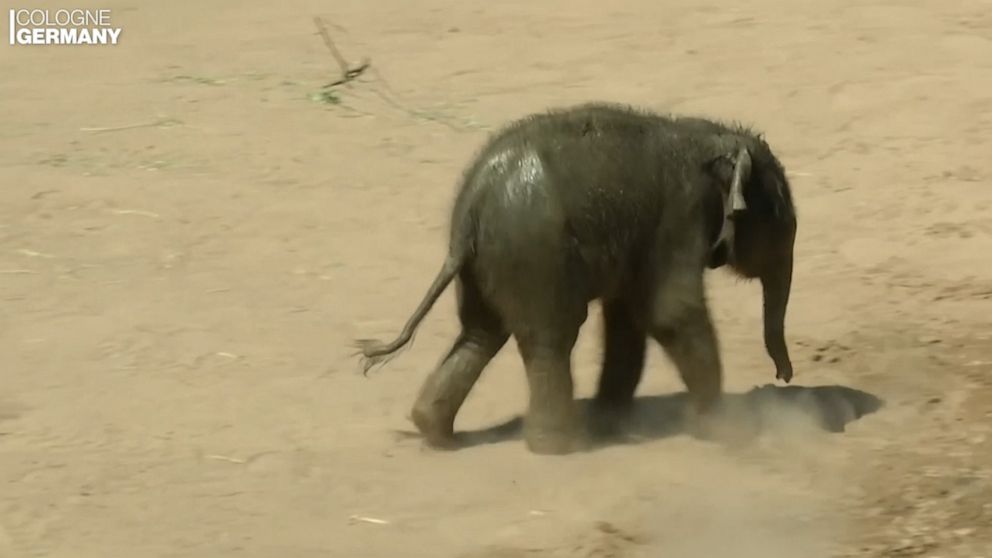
left=425, top=384, right=884, bottom=451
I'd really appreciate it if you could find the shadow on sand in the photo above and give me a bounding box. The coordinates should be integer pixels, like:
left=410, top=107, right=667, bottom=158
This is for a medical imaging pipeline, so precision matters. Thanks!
left=436, top=384, right=885, bottom=451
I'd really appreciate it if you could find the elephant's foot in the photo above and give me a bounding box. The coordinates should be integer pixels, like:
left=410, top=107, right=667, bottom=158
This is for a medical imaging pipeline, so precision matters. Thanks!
left=524, top=430, right=577, bottom=455
left=523, top=412, right=585, bottom=455
left=683, top=407, right=720, bottom=441
left=410, top=404, right=459, bottom=450
left=589, top=396, right=637, bottom=439
left=683, top=399, right=756, bottom=446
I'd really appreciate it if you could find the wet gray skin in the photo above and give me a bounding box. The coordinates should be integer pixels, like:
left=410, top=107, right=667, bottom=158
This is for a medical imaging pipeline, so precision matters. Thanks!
left=357, top=102, right=798, bottom=455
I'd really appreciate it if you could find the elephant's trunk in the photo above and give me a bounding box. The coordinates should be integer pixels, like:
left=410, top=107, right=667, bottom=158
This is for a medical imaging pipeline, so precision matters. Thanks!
left=761, top=235, right=795, bottom=383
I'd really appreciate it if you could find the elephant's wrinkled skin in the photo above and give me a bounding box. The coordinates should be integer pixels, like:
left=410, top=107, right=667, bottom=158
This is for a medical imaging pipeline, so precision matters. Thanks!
left=357, top=103, right=798, bottom=455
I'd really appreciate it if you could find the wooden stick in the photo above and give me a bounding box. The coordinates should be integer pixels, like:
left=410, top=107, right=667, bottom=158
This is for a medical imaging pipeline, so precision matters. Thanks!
left=313, top=16, right=370, bottom=88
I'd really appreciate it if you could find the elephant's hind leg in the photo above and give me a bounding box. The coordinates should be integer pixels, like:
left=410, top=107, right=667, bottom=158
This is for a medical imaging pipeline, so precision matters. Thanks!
left=594, top=299, right=648, bottom=408
left=506, top=289, right=588, bottom=455
left=591, top=299, right=647, bottom=437
left=410, top=270, right=508, bottom=449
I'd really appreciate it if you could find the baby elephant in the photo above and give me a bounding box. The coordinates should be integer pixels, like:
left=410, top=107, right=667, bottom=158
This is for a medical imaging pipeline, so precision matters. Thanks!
left=357, top=102, right=798, bottom=455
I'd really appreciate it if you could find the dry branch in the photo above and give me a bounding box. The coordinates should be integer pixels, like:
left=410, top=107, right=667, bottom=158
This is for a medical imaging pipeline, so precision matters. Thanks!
left=313, top=16, right=370, bottom=88
left=309, top=16, right=484, bottom=132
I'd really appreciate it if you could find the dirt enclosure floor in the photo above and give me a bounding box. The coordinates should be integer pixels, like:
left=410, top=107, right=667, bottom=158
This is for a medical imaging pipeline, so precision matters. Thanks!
left=2, top=0, right=992, bottom=556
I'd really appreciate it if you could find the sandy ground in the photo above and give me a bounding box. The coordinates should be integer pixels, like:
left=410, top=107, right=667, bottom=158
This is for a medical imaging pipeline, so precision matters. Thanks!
left=2, top=0, right=992, bottom=556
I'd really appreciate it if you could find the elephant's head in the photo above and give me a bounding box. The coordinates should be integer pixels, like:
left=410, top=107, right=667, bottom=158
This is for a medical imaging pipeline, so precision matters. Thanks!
left=706, top=137, right=798, bottom=383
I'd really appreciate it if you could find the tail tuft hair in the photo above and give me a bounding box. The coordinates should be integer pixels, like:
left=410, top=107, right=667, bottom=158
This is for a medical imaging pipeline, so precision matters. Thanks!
left=353, top=337, right=415, bottom=376
left=350, top=252, right=464, bottom=376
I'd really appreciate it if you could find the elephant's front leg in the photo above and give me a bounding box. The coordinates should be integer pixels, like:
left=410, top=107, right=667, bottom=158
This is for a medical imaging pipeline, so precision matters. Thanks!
left=652, top=303, right=723, bottom=415
left=648, top=270, right=725, bottom=437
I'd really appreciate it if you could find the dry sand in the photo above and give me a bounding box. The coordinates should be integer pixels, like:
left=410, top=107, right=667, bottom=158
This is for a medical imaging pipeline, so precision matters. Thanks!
left=2, top=0, right=991, bottom=556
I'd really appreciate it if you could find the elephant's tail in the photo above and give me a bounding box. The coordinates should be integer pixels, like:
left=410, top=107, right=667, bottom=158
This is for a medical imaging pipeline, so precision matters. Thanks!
left=354, top=250, right=465, bottom=375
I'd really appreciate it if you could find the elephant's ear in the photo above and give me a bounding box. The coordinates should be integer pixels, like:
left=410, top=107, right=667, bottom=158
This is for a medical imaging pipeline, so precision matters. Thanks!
left=704, top=152, right=735, bottom=183
left=707, top=239, right=728, bottom=269
left=705, top=147, right=753, bottom=260
left=705, top=147, right=752, bottom=215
